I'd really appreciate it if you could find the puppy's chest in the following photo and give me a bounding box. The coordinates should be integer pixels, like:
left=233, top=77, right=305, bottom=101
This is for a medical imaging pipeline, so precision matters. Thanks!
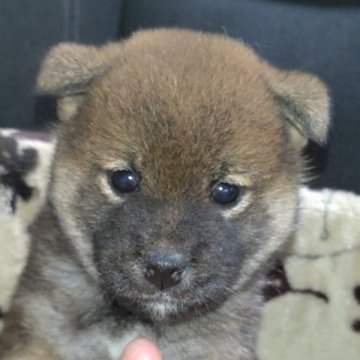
left=26, top=291, right=153, bottom=360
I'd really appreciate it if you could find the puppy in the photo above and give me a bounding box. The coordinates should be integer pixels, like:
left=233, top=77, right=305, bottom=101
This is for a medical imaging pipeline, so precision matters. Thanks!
left=0, top=29, right=330, bottom=359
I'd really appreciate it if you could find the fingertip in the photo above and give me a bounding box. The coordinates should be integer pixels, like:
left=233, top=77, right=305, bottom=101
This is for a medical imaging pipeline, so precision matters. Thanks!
left=120, top=337, right=162, bottom=360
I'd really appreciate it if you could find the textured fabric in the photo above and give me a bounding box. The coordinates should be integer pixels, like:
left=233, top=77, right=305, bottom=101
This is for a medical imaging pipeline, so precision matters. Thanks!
left=260, top=187, right=360, bottom=360
left=0, top=129, right=54, bottom=326
left=1, top=129, right=360, bottom=358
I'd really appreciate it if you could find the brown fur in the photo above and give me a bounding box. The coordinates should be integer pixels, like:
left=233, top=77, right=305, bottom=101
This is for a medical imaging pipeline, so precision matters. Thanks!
left=0, top=29, right=329, bottom=360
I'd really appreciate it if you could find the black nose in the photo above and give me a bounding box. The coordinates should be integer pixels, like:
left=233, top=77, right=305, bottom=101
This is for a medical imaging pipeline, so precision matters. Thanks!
left=144, top=251, right=185, bottom=291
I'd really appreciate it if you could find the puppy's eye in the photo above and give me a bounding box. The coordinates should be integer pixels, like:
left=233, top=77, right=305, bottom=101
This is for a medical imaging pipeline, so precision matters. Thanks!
left=110, top=170, right=139, bottom=193
left=211, top=182, right=240, bottom=205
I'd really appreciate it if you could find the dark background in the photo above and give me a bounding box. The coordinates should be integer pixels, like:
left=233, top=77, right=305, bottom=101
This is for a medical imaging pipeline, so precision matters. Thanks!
left=0, top=0, right=359, bottom=193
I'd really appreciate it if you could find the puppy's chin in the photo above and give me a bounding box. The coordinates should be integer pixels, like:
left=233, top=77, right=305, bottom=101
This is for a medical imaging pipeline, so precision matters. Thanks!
left=142, top=298, right=183, bottom=321
left=109, top=286, right=229, bottom=323
left=136, top=293, right=228, bottom=322
left=109, top=293, right=185, bottom=322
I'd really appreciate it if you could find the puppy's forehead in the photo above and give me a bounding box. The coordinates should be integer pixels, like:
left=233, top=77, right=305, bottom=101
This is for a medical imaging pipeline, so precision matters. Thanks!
left=76, top=32, right=287, bottom=191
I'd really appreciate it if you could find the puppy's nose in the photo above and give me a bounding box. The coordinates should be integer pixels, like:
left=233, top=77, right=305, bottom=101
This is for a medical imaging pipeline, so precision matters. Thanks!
left=144, top=252, right=185, bottom=291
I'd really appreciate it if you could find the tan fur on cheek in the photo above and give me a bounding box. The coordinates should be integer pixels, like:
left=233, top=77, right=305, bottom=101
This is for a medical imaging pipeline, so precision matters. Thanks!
left=98, top=160, right=130, bottom=204
left=235, top=188, right=298, bottom=290
left=221, top=174, right=253, bottom=219
left=51, top=166, right=99, bottom=280
left=98, top=175, right=125, bottom=204
left=222, top=193, right=253, bottom=219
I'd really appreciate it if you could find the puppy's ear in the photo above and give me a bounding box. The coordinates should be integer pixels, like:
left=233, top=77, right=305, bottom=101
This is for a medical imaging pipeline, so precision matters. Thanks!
left=37, top=43, right=121, bottom=121
left=265, top=66, right=330, bottom=148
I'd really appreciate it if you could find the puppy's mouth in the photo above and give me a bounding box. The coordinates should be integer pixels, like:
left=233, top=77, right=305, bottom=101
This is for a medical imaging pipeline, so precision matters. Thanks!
left=131, top=290, right=225, bottom=322
left=108, top=291, right=185, bottom=321
left=107, top=274, right=228, bottom=322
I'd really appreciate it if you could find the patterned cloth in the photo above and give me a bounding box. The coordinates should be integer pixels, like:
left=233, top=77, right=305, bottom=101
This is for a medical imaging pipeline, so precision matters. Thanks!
left=0, top=128, right=359, bottom=359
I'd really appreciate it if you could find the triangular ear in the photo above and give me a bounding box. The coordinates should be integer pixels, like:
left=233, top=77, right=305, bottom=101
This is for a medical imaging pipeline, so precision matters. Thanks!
left=36, top=42, right=122, bottom=121
left=264, top=66, right=331, bottom=148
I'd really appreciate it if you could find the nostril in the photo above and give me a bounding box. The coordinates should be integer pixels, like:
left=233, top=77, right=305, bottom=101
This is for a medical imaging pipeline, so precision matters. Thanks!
left=170, top=269, right=182, bottom=283
left=145, top=266, right=156, bottom=279
left=145, top=265, right=183, bottom=291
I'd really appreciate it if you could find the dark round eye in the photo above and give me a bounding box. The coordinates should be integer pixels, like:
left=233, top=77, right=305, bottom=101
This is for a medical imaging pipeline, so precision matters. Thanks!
left=110, top=170, right=139, bottom=193
left=211, top=182, right=240, bottom=205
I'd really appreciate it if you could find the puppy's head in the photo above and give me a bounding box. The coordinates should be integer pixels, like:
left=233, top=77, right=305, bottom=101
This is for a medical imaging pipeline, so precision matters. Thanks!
left=38, top=29, right=330, bottom=321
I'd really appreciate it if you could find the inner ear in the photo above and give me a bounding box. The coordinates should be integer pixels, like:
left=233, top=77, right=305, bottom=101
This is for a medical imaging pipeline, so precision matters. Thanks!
left=57, top=93, right=87, bottom=122
left=264, top=66, right=331, bottom=149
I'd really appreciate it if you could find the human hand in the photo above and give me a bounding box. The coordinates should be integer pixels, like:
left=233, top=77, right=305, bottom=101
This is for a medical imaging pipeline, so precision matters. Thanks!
left=120, top=337, right=162, bottom=360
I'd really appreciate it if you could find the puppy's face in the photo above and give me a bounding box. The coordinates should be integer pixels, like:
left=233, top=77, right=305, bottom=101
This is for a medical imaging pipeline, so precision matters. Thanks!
left=38, top=29, right=329, bottom=321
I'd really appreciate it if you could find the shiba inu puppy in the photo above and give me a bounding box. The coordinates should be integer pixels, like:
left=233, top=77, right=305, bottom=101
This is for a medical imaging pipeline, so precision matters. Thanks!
left=0, top=29, right=329, bottom=359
